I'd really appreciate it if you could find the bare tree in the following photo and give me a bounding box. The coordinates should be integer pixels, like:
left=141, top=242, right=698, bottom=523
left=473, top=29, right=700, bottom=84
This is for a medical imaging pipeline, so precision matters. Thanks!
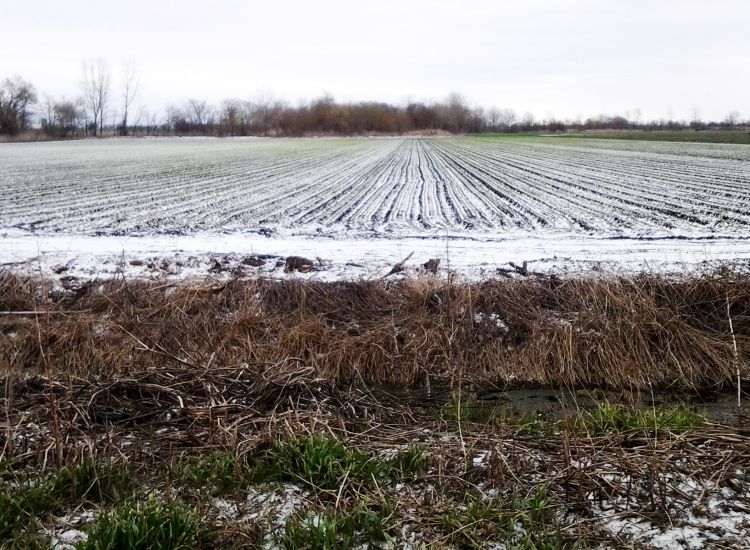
left=486, top=107, right=518, bottom=132
left=50, top=98, right=84, bottom=138
left=724, top=110, right=741, bottom=127
left=521, top=111, right=535, bottom=130
left=187, top=99, right=209, bottom=128
left=81, top=59, right=111, bottom=136
left=164, top=104, right=178, bottom=133
left=487, top=107, right=501, bottom=130
left=442, top=92, right=470, bottom=133
left=120, top=61, right=139, bottom=136
left=148, top=112, right=159, bottom=135
left=0, top=76, right=37, bottom=135
left=42, top=94, right=55, bottom=128
left=497, top=108, right=517, bottom=129
left=691, top=107, right=701, bottom=122
left=221, top=99, right=246, bottom=136
left=251, top=90, right=282, bottom=136
left=690, top=106, right=704, bottom=130
left=131, top=105, right=147, bottom=134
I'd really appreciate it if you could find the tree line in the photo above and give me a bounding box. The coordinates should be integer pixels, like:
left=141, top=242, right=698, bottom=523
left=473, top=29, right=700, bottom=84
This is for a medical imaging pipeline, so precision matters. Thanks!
left=1, top=60, right=747, bottom=139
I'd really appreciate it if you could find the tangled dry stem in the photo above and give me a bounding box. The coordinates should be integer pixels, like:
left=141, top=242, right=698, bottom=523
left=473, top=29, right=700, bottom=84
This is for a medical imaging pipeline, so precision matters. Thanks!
left=1, top=269, right=748, bottom=391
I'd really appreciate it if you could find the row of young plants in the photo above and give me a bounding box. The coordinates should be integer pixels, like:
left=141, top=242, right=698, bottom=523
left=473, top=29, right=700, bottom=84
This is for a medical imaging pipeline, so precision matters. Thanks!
left=3, top=136, right=748, bottom=237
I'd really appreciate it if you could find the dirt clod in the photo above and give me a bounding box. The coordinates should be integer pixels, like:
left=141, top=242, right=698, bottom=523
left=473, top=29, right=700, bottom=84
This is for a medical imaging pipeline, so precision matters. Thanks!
left=242, top=256, right=265, bottom=267
left=285, top=256, right=315, bottom=272
left=423, top=258, right=440, bottom=274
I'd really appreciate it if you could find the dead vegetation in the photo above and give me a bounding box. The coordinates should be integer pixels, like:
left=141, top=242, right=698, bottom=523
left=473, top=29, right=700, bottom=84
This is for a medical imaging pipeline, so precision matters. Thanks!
left=1, top=269, right=748, bottom=390
left=1, top=270, right=750, bottom=547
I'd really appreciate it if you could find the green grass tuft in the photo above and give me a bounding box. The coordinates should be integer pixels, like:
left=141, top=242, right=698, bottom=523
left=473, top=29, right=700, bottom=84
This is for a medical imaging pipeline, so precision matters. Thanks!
left=389, top=444, right=429, bottom=479
left=77, top=498, right=203, bottom=550
left=174, top=451, right=244, bottom=496
left=442, top=487, right=572, bottom=549
left=0, top=460, right=133, bottom=542
left=576, top=404, right=704, bottom=434
left=280, top=499, right=395, bottom=549
left=282, top=514, right=339, bottom=550
left=248, top=436, right=378, bottom=490
left=54, top=461, right=134, bottom=504
left=248, top=436, right=428, bottom=492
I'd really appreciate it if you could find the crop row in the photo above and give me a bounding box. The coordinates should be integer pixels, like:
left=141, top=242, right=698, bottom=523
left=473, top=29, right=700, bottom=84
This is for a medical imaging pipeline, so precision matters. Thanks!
left=1, top=136, right=748, bottom=237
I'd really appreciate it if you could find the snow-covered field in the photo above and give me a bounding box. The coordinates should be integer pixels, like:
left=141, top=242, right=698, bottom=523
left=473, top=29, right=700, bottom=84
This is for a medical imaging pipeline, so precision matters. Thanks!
left=2, top=136, right=749, bottom=279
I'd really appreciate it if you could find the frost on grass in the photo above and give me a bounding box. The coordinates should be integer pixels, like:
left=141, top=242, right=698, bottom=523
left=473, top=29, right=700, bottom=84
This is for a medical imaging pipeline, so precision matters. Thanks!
left=242, top=483, right=310, bottom=544
left=44, top=510, right=97, bottom=549
left=473, top=312, right=510, bottom=333
left=590, top=468, right=750, bottom=548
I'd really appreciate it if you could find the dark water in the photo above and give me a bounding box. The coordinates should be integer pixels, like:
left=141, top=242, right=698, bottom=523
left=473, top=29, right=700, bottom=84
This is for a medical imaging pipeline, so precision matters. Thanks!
left=374, top=385, right=749, bottom=424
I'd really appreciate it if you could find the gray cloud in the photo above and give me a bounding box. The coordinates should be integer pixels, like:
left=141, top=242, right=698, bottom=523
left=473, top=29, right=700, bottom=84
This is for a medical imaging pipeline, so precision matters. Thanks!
left=4, top=0, right=748, bottom=121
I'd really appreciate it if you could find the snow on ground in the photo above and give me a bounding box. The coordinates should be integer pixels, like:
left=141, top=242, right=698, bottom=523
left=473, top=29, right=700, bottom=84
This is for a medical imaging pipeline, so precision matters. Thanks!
left=594, top=471, right=750, bottom=549
left=44, top=510, right=97, bottom=549
left=2, top=230, right=750, bottom=282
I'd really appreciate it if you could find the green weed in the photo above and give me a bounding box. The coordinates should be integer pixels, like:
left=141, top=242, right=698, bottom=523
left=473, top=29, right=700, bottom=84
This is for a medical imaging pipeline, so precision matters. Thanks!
left=442, top=487, right=572, bottom=549
left=248, top=436, right=428, bottom=492
left=77, top=498, right=202, bottom=550
left=280, top=499, right=395, bottom=549
left=575, top=404, right=703, bottom=434
left=0, top=460, right=132, bottom=541
left=175, top=451, right=244, bottom=495
left=389, top=444, right=429, bottom=479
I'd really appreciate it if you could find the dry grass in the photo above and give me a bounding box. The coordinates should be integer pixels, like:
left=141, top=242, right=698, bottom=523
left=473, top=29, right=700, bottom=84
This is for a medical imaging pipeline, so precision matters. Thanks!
left=1, top=270, right=748, bottom=391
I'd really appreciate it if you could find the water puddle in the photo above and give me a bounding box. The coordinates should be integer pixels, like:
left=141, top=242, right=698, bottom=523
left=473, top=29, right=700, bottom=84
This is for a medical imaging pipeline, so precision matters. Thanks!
left=374, top=385, right=748, bottom=424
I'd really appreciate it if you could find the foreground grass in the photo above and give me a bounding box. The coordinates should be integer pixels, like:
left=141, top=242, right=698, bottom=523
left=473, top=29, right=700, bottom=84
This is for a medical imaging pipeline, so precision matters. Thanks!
left=78, top=499, right=202, bottom=550
left=1, top=273, right=748, bottom=548
left=281, top=499, right=396, bottom=549
left=0, top=461, right=133, bottom=544
left=0, top=406, right=745, bottom=549
left=0, top=437, right=428, bottom=548
left=248, top=436, right=428, bottom=491
left=173, top=437, right=429, bottom=499
left=441, top=488, right=572, bottom=549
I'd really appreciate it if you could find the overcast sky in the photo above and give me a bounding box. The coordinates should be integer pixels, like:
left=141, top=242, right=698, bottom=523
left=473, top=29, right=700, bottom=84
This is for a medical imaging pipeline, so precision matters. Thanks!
left=4, top=0, right=749, bottom=121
